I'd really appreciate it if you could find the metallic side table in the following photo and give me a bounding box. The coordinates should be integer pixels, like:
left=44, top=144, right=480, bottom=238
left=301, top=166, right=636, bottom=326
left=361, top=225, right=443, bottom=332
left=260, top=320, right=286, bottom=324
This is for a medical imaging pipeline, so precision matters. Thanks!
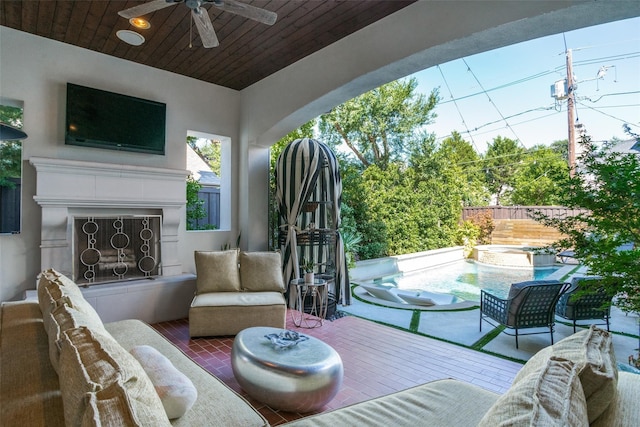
left=231, top=326, right=343, bottom=413
left=290, top=278, right=327, bottom=328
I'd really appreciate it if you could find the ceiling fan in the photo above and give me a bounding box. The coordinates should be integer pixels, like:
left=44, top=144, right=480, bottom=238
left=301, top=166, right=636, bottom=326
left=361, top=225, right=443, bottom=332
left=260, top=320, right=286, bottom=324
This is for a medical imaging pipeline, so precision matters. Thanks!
left=118, top=0, right=278, bottom=48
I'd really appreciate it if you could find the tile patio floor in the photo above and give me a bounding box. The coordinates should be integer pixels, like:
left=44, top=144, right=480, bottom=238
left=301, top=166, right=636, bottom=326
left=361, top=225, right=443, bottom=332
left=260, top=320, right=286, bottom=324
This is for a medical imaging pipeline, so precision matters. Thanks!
left=152, top=309, right=522, bottom=425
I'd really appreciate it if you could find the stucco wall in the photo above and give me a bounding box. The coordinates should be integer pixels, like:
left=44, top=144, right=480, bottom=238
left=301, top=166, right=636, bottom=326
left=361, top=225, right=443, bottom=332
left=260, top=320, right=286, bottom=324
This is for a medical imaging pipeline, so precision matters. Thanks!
left=0, top=27, right=241, bottom=301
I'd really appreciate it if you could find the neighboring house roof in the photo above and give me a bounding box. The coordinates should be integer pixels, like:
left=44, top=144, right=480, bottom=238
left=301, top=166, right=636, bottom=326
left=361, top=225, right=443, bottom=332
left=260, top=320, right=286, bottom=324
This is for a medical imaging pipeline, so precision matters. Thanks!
left=187, top=144, right=220, bottom=187
left=613, top=139, right=640, bottom=154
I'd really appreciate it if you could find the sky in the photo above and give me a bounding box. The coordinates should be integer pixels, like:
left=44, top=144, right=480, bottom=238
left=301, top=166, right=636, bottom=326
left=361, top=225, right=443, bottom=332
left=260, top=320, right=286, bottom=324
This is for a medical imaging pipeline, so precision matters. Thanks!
left=411, top=16, right=640, bottom=154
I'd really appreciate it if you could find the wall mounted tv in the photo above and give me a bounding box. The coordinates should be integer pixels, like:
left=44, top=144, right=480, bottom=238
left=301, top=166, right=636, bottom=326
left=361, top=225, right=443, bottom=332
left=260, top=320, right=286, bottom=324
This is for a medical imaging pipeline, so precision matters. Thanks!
left=65, top=83, right=166, bottom=155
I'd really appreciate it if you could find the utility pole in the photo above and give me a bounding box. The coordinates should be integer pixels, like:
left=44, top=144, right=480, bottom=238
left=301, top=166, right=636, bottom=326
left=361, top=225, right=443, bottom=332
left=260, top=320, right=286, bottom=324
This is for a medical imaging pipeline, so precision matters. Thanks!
left=566, top=49, right=576, bottom=177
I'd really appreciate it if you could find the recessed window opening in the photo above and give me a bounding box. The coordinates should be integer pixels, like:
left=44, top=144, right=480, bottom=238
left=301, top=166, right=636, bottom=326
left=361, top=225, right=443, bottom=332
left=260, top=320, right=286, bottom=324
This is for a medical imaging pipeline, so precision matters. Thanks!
left=186, top=130, right=231, bottom=231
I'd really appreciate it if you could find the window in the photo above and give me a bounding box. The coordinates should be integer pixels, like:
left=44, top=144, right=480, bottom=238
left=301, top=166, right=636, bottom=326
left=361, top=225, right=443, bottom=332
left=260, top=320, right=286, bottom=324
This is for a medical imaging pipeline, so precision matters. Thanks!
left=186, top=131, right=231, bottom=231
left=0, top=100, right=24, bottom=234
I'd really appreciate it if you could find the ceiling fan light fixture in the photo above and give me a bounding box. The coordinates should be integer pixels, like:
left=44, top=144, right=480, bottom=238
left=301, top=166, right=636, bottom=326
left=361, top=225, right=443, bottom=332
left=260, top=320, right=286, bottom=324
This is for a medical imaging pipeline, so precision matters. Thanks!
left=116, top=30, right=146, bottom=46
left=129, top=17, right=151, bottom=29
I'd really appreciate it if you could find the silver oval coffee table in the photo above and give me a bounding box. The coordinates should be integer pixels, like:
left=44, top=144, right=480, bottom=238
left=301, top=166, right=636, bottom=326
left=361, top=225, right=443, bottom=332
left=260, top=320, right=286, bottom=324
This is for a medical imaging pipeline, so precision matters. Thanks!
left=231, top=326, right=343, bottom=413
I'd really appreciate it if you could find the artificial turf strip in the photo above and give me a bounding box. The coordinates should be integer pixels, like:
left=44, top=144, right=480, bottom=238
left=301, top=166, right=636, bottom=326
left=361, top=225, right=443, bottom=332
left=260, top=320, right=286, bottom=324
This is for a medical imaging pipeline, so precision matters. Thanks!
left=409, top=310, right=421, bottom=332
left=471, top=325, right=505, bottom=350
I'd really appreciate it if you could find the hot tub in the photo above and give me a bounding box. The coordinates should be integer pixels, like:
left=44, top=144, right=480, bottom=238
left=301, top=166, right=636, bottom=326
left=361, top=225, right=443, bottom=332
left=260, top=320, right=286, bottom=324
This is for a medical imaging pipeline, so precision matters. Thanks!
left=472, top=245, right=556, bottom=268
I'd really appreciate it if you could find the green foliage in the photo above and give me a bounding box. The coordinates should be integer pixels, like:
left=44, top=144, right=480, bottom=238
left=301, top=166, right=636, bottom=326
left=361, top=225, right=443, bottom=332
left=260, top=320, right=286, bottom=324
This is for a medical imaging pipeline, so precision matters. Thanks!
left=532, top=135, right=640, bottom=315
left=454, top=220, right=481, bottom=257
left=188, top=136, right=221, bottom=176
left=0, top=140, right=21, bottom=187
left=484, top=136, right=524, bottom=205
left=507, top=145, right=570, bottom=205
left=185, top=175, right=208, bottom=230
left=465, top=209, right=495, bottom=245
left=439, top=131, right=489, bottom=206
left=319, top=78, right=439, bottom=169
left=550, top=139, right=569, bottom=162
left=0, top=105, right=23, bottom=188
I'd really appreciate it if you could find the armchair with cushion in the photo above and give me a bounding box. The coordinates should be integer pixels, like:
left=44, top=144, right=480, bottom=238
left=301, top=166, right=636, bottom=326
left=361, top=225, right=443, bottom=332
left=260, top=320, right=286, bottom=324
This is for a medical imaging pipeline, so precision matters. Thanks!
left=189, top=250, right=287, bottom=337
left=480, top=280, right=570, bottom=348
left=555, top=276, right=613, bottom=333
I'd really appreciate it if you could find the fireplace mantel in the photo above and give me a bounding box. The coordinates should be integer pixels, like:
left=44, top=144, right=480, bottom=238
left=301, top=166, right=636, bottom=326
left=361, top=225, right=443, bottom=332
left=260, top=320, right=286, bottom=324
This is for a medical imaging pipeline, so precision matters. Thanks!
left=30, top=157, right=189, bottom=279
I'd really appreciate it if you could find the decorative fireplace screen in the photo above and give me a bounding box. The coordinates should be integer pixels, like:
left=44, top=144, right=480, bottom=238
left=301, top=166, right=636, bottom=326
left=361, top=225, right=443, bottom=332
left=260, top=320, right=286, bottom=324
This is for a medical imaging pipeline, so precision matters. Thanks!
left=73, top=215, right=162, bottom=285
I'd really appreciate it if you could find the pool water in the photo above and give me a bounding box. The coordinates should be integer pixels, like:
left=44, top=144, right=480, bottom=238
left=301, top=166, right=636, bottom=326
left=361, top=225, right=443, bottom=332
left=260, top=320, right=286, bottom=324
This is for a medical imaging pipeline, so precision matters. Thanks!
left=373, top=259, right=561, bottom=302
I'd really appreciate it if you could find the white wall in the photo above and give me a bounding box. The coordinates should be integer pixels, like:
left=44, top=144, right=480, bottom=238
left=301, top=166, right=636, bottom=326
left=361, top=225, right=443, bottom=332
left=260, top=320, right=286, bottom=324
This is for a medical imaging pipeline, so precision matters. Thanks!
left=0, top=27, right=241, bottom=301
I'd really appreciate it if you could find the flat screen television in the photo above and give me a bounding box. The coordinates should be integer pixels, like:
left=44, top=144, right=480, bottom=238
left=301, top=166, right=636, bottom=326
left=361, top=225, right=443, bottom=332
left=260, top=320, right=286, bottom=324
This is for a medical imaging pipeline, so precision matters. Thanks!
left=65, top=83, right=166, bottom=155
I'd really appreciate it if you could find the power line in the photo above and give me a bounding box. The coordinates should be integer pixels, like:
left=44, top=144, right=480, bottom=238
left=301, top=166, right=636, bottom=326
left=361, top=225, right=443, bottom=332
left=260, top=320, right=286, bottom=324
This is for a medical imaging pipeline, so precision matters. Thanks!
left=436, top=65, right=480, bottom=151
left=462, top=58, right=526, bottom=148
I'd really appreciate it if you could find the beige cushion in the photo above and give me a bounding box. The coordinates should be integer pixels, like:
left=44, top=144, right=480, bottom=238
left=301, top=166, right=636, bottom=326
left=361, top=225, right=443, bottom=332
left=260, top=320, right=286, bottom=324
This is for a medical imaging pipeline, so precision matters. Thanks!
left=82, top=380, right=144, bottom=427
left=513, top=325, right=617, bottom=422
left=58, top=326, right=170, bottom=427
left=130, top=345, right=198, bottom=419
left=478, top=357, right=588, bottom=426
left=191, top=291, right=286, bottom=308
left=239, top=251, right=285, bottom=292
left=47, top=300, right=107, bottom=373
left=591, top=371, right=640, bottom=426
left=37, top=269, right=84, bottom=317
left=194, top=250, right=241, bottom=293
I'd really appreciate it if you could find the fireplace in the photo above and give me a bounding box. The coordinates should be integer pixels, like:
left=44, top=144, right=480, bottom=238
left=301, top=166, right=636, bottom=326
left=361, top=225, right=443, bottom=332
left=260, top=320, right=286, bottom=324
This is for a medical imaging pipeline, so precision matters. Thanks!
left=73, top=215, right=162, bottom=284
left=29, top=157, right=197, bottom=324
left=30, top=157, right=188, bottom=283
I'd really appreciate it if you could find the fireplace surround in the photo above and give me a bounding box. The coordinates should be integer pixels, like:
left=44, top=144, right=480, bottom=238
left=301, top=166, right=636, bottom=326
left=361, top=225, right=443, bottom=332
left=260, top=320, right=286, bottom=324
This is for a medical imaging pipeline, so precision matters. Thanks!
left=29, top=157, right=196, bottom=323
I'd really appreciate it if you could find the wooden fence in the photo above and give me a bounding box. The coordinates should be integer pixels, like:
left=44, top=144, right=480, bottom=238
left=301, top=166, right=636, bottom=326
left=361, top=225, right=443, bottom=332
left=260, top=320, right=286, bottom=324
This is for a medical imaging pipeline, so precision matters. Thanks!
left=462, top=206, right=588, bottom=221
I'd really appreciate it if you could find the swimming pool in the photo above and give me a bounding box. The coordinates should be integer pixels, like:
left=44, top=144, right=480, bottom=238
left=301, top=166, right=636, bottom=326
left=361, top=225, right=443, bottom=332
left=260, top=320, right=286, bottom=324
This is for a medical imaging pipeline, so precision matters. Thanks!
left=373, top=259, right=561, bottom=302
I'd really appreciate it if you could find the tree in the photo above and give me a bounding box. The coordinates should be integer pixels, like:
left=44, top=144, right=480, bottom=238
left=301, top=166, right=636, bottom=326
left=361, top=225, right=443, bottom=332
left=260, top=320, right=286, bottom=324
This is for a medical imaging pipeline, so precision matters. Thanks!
left=185, top=176, right=207, bottom=230
left=318, top=78, right=439, bottom=169
left=0, top=105, right=23, bottom=188
left=550, top=139, right=569, bottom=162
left=484, top=136, right=524, bottom=205
left=532, top=136, right=639, bottom=317
left=439, top=131, right=489, bottom=206
left=507, top=145, right=570, bottom=205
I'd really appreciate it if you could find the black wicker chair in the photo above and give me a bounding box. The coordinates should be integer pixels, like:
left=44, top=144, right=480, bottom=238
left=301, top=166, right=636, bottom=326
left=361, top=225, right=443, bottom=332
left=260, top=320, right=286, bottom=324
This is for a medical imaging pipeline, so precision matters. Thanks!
left=555, top=276, right=613, bottom=333
left=480, top=280, right=571, bottom=348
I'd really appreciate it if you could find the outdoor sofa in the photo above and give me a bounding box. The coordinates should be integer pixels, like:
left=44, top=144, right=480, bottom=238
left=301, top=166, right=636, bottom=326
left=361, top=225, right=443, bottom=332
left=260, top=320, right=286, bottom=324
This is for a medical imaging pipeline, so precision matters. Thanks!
left=2, top=268, right=640, bottom=426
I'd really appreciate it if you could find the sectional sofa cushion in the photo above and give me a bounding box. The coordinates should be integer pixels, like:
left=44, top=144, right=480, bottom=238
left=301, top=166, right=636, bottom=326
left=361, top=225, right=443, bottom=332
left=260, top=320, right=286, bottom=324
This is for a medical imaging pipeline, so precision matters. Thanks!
left=195, top=250, right=241, bottom=293
left=512, top=325, right=617, bottom=423
left=239, top=251, right=286, bottom=292
left=46, top=301, right=108, bottom=373
left=130, top=345, right=198, bottom=419
left=478, top=357, right=588, bottom=426
left=82, top=380, right=147, bottom=426
left=58, top=326, right=170, bottom=427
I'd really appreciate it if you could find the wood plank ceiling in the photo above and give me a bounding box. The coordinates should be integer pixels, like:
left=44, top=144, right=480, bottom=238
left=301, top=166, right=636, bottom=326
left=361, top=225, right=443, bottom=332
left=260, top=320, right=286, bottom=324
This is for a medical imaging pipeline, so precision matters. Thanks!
left=1, top=1, right=415, bottom=90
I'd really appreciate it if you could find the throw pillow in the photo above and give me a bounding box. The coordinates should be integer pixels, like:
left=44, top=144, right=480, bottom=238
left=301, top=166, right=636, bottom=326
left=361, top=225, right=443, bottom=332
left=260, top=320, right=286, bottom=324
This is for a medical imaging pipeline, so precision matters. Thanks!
left=58, top=327, right=170, bottom=427
left=194, top=250, right=241, bottom=293
left=478, top=357, right=588, bottom=426
left=130, top=345, right=198, bottom=419
left=513, top=325, right=617, bottom=423
left=239, top=251, right=285, bottom=292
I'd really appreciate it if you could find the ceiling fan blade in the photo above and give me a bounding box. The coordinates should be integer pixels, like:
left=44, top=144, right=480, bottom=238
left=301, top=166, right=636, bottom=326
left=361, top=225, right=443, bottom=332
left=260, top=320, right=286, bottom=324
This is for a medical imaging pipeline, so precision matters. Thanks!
left=118, top=0, right=178, bottom=20
left=211, top=0, right=277, bottom=26
left=192, top=8, right=220, bottom=48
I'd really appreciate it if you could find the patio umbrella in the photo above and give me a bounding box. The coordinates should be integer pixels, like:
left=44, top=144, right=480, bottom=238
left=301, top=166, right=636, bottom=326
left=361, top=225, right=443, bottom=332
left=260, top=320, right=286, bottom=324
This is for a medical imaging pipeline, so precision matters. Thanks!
left=276, top=138, right=349, bottom=306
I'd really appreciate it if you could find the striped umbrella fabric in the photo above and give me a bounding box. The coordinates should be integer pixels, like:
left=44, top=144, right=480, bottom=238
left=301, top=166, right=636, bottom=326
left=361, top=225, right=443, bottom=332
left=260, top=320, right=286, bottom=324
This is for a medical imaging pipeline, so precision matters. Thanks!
left=275, top=138, right=350, bottom=306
